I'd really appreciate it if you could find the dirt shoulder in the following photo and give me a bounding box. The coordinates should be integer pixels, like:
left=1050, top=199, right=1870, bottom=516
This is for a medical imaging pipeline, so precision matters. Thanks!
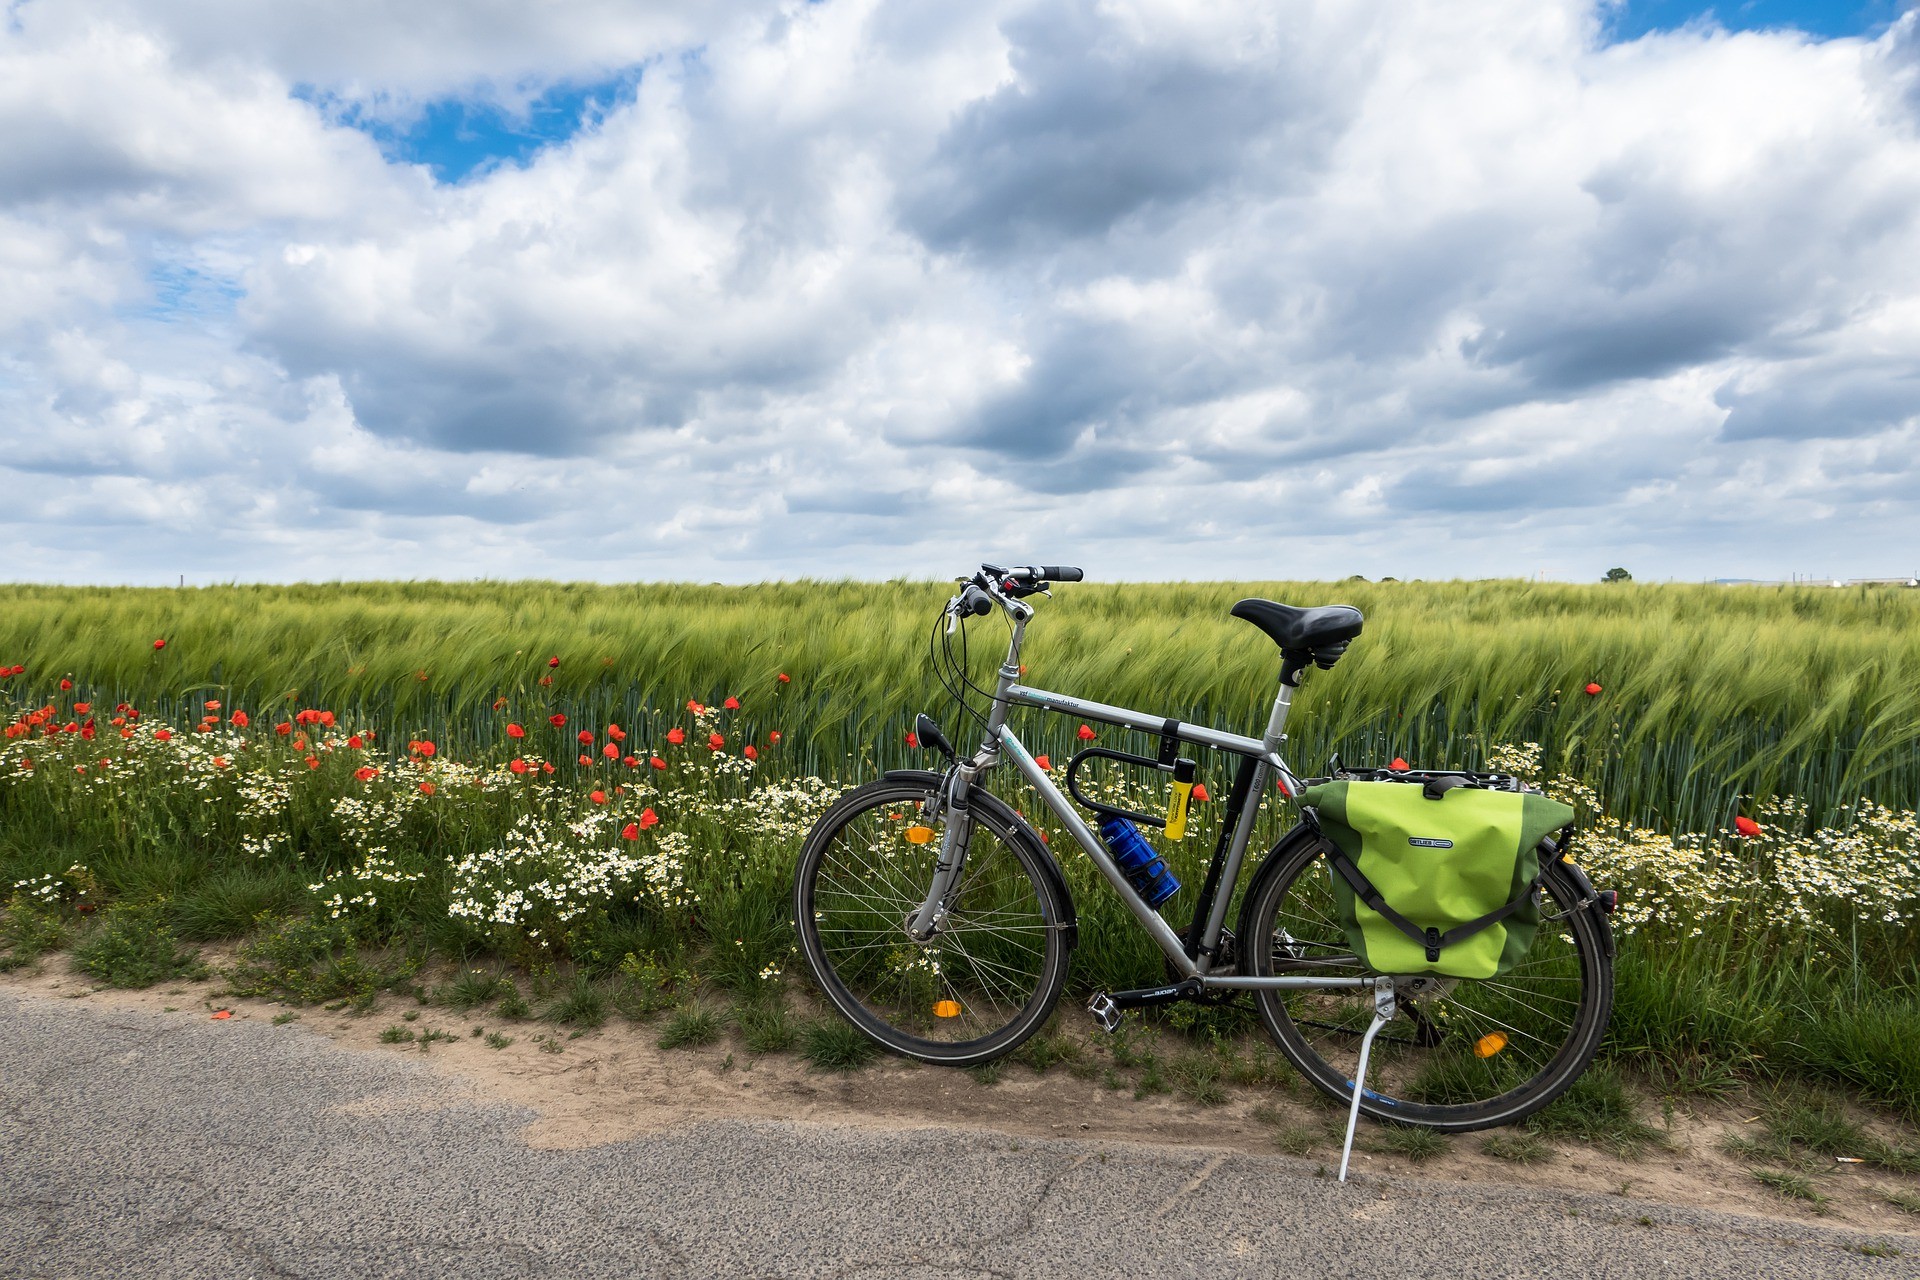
left=6, top=956, right=1918, bottom=1243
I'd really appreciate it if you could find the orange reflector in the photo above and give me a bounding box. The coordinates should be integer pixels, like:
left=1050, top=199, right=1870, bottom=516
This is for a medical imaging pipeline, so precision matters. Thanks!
left=1474, top=1032, right=1508, bottom=1059
left=905, top=825, right=934, bottom=845
left=933, top=1000, right=961, bottom=1018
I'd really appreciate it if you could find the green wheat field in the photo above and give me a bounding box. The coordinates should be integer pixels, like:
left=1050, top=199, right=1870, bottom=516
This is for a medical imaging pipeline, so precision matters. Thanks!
left=3, top=579, right=1917, bottom=1119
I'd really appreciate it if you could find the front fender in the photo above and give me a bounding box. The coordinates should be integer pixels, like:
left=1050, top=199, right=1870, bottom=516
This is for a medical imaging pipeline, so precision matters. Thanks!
left=881, top=768, right=1079, bottom=952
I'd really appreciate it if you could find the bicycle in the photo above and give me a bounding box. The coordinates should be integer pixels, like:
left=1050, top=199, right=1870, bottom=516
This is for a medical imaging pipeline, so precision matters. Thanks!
left=792, top=564, right=1615, bottom=1163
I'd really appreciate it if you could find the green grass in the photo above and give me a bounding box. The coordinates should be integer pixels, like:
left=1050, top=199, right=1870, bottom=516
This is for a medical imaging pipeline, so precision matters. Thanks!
left=801, top=1018, right=878, bottom=1072
left=1525, top=1065, right=1666, bottom=1156
left=1750, top=1168, right=1830, bottom=1212
left=4, top=578, right=1918, bottom=831
left=736, top=1002, right=796, bottom=1054
left=1372, top=1125, right=1450, bottom=1163
left=222, top=916, right=402, bottom=1004
left=1481, top=1131, right=1552, bottom=1163
left=548, top=975, right=609, bottom=1028
left=72, top=904, right=202, bottom=988
left=657, top=1004, right=724, bottom=1050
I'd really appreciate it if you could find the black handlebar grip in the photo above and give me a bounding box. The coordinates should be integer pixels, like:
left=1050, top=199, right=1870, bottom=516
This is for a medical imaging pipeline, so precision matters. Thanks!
left=1040, top=565, right=1084, bottom=582
left=961, top=585, right=994, bottom=616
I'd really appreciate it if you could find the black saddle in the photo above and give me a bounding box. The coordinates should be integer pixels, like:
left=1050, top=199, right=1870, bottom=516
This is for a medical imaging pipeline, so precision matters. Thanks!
left=1231, top=599, right=1364, bottom=670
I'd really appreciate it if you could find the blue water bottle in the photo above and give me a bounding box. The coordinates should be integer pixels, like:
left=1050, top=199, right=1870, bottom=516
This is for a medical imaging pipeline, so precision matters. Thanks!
left=1096, top=815, right=1181, bottom=909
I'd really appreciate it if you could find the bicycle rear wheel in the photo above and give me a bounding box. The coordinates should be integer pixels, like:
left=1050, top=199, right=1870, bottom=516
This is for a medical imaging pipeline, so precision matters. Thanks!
left=793, top=776, right=1072, bottom=1065
left=1239, top=827, right=1612, bottom=1131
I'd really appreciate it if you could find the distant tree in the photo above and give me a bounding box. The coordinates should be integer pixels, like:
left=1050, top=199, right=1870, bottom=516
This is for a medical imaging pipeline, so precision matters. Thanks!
left=1603, top=567, right=1632, bottom=583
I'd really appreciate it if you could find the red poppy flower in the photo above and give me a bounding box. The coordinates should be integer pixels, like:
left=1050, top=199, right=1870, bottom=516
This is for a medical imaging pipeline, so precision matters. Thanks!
left=777, top=673, right=791, bottom=684
left=622, top=755, right=638, bottom=768
left=1077, top=724, right=1096, bottom=741
left=621, top=822, right=640, bottom=840
left=723, top=696, right=740, bottom=711
left=1191, top=783, right=1211, bottom=802
left=305, top=756, right=319, bottom=770
left=211, top=756, right=228, bottom=768
left=346, top=734, right=363, bottom=749
left=639, top=807, right=659, bottom=829
left=293, top=735, right=307, bottom=750
left=577, top=729, right=594, bottom=745
left=510, top=758, right=529, bottom=774
left=318, top=711, right=335, bottom=728
left=229, top=710, right=248, bottom=728
left=1034, top=754, right=1051, bottom=770
left=59, top=679, right=72, bottom=691
left=152, top=639, right=166, bottom=650
left=649, top=756, right=666, bottom=770
left=419, top=740, right=436, bottom=757
left=492, top=697, right=507, bottom=710
left=578, top=754, right=593, bottom=766
left=80, top=724, right=96, bottom=741
left=1584, top=682, right=1603, bottom=696
left=276, top=722, right=293, bottom=736
left=154, top=728, right=172, bottom=742
left=603, top=743, right=619, bottom=759
left=590, top=789, right=608, bottom=804
left=548, top=713, right=566, bottom=727
left=548, top=656, right=561, bottom=668
left=607, top=724, right=627, bottom=742
left=769, top=731, right=782, bottom=744
left=744, top=744, right=758, bottom=761
left=666, top=728, right=685, bottom=745
left=1390, top=757, right=1410, bottom=771
left=418, top=782, right=436, bottom=797
left=205, top=700, right=220, bottom=710
left=541, top=762, right=555, bottom=774
left=506, top=723, right=526, bottom=739
left=905, top=732, right=919, bottom=748
left=1734, top=816, right=1762, bottom=838
left=538, top=675, right=553, bottom=687
left=707, top=732, right=725, bottom=751
left=354, top=766, right=377, bottom=782
left=72, top=702, right=91, bottom=715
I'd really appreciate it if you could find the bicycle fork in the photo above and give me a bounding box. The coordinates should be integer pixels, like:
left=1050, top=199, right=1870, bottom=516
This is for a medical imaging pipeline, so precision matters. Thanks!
left=903, top=764, right=975, bottom=941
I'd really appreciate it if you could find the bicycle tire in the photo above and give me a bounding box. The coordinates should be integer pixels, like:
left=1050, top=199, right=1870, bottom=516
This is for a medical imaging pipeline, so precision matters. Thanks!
left=793, top=776, right=1073, bottom=1065
left=1238, top=825, right=1612, bottom=1131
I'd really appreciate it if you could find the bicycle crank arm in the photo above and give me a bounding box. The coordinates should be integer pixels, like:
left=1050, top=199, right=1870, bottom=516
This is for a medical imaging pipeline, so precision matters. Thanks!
left=1085, top=979, right=1207, bottom=1032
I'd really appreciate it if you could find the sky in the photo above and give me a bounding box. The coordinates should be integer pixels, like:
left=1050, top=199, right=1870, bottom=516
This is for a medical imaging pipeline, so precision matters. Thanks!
left=2, top=0, right=1918, bottom=586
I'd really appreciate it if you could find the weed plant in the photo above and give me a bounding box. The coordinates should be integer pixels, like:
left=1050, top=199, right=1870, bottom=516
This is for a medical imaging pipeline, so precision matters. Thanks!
left=802, top=1018, right=877, bottom=1071
left=72, top=904, right=201, bottom=988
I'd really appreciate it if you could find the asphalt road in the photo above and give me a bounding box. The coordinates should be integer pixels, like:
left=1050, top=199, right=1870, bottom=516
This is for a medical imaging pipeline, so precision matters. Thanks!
left=1, top=990, right=1912, bottom=1279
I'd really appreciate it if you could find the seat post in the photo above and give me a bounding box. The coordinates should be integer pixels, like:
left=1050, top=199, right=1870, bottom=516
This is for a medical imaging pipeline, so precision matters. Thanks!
left=1263, top=677, right=1296, bottom=752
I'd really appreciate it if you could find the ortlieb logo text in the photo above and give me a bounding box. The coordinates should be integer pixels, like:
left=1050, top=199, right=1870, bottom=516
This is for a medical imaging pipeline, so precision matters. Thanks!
left=1408, top=837, right=1454, bottom=849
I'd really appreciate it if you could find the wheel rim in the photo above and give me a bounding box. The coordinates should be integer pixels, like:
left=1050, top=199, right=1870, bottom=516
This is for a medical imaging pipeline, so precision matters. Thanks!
left=1256, top=846, right=1604, bottom=1123
left=805, top=788, right=1056, bottom=1049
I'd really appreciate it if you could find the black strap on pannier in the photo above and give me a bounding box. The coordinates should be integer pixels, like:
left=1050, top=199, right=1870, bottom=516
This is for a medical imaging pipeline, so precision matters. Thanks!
left=1311, top=815, right=1573, bottom=964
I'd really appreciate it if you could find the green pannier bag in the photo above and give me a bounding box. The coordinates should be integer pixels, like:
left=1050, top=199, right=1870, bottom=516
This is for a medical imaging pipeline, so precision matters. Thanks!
left=1300, top=776, right=1575, bottom=979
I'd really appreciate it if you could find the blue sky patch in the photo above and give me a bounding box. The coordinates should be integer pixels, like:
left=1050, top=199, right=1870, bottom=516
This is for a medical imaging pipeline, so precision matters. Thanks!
left=1603, top=0, right=1908, bottom=41
left=298, top=68, right=643, bottom=184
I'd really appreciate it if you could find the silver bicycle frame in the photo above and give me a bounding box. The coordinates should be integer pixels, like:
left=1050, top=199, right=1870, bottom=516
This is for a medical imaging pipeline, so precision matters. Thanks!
left=907, top=595, right=1369, bottom=997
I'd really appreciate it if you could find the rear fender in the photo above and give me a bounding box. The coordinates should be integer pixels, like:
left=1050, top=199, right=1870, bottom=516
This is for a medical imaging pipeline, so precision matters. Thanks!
left=881, top=768, right=1078, bottom=951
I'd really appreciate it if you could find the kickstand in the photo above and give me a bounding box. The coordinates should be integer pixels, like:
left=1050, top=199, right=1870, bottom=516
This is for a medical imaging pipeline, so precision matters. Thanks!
left=1338, top=980, right=1398, bottom=1184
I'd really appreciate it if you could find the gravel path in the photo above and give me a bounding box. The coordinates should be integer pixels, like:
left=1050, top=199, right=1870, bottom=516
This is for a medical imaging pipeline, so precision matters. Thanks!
left=1, top=990, right=1913, bottom=1279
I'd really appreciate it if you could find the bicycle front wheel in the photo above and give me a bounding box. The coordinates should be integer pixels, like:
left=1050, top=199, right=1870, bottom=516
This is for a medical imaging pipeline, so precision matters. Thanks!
left=793, top=776, right=1072, bottom=1065
left=1240, top=828, right=1613, bottom=1131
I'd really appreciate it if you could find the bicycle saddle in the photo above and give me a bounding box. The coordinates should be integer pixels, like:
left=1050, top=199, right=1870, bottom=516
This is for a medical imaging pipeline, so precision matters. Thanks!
left=1230, top=599, right=1364, bottom=668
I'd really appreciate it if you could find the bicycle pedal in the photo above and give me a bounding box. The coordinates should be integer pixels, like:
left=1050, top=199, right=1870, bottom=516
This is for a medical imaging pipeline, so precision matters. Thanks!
left=1086, top=992, right=1123, bottom=1034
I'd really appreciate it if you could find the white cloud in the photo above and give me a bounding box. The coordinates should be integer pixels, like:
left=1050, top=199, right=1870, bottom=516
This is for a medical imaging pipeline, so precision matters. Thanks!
left=2, top=0, right=1918, bottom=586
